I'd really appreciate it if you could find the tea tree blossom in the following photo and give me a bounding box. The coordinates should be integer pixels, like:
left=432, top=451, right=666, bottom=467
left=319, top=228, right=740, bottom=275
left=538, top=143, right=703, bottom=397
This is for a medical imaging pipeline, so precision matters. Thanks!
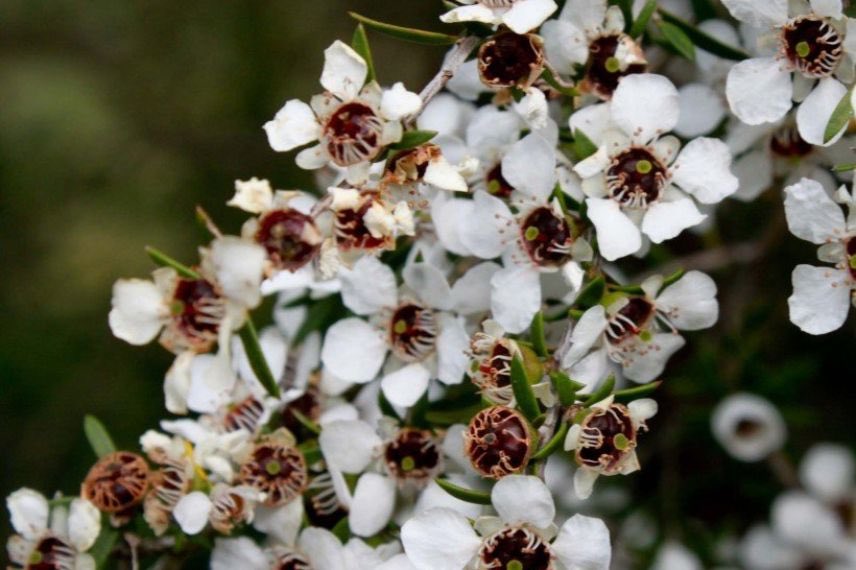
left=711, top=393, right=787, bottom=462
left=440, top=0, right=558, bottom=34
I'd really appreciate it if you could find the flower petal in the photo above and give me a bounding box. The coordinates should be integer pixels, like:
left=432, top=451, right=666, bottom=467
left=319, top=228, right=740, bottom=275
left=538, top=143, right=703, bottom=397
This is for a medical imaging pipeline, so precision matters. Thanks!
left=459, top=191, right=512, bottom=260
left=321, top=318, right=387, bottom=382
left=401, top=508, right=481, bottom=570
left=491, top=475, right=555, bottom=529
left=263, top=99, right=321, bottom=152
left=205, top=237, right=266, bottom=309
left=610, top=74, right=679, bottom=143
left=672, top=137, right=738, bottom=204
left=796, top=78, right=848, bottom=146
left=541, top=20, right=589, bottom=73
left=300, top=527, right=348, bottom=570
left=620, top=332, right=685, bottom=383
left=320, top=40, right=368, bottom=101
left=349, top=473, right=397, bottom=537
left=211, top=537, right=269, bottom=570
left=319, top=419, right=382, bottom=474
left=800, top=444, right=855, bottom=503
left=436, top=313, right=470, bottom=385
left=585, top=198, right=642, bottom=260
left=451, top=262, right=502, bottom=315
left=720, top=0, right=788, bottom=27
left=655, top=270, right=719, bottom=330
left=552, top=514, right=612, bottom=570
left=783, top=178, right=847, bottom=244
left=381, top=82, right=422, bottom=120
left=340, top=256, right=398, bottom=315
left=490, top=266, right=542, bottom=334
left=788, top=265, right=851, bottom=335
left=561, top=305, right=609, bottom=367
left=712, top=392, right=787, bottom=462
left=7, top=489, right=48, bottom=540
left=68, top=499, right=101, bottom=552
left=403, top=260, right=453, bottom=311
left=726, top=58, right=792, bottom=125
left=108, top=278, right=166, bottom=345
left=810, top=0, right=843, bottom=18
left=228, top=178, right=274, bottom=214
left=173, top=492, right=213, bottom=535
left=641, top=198, right=707, bottom=244
left=502, top=133, right=557, bottom=200
left=381, top=363, right=431, bottom=408
left=502, top=0, right=559, bottom=34
left=675, top=84, right=726, bottom=138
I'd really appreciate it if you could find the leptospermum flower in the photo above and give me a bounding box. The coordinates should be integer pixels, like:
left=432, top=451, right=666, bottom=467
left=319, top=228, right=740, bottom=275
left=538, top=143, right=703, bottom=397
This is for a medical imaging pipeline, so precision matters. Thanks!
left=319, top=255, right=472, bottom=408
left=784, top=177, right=856, bottom=334
left=722, top=0, right=856, bottom=146
left=564, top=396, right=658, bottom=499
left=541, top=1, right=647, bottom=100
left=6, top=489, right=101, bottom=570
left=711, top=393, right=787, bottom=462
left=264, top=40, right=421, bottom=184
left=439, top=0, right=558, bottom=35
left=560, top=271, right=719, bottom=386
left=573, top=74, right=738, bottom=260
left=401, top=474, right=612, bottom=570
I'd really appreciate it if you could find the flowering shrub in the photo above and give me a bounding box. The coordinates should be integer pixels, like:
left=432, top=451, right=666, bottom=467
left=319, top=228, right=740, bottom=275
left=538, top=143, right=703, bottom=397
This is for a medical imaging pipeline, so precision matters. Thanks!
left=6, top=1, right=856, bottom=568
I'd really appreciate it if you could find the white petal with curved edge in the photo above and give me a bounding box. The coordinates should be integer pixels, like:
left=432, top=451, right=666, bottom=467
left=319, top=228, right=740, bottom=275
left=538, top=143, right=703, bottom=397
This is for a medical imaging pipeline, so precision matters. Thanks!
left=321, top=40, right=368, bottom=101
left=424, top=157, right=468, bottom=192
left=788, top=265, right=851, bottom=335
left=108, top=279, right=166, bottom=345
left=228, top=178, right=274, bottom=213
left=263, top=99, right=321, bottom=152
left=810, top=0, right=843, bottom=18
left=340, top=256, right=398, bottom=315
left=800, top=444, right=855, bottom=503
left=381, top=363, right=431, bottom=407
left=561, top=305, right=609, bottom=367
left=321, top=318, right=387, bottom=382
left=319, top=420, right=382, bottom=473
left=675, top=84, right=726, bottom=138
left=459, top=191, right=512, bottom=259
left=502, top=133, right=557, bottom=200
left=174, top=492, right=213, bottom=535
left=296, top=144, right=329, bottom=170
left=452, top=262, right=502, bottom=314
left=573, top=468, right=600, bottom=500
left=655, top=271, right=719, bottom=330
left=381, top=82, right=422, bottom=120
left=569, top=103, right=611, bottom=147
left=552, top=514, right=612, bottom=570
left=300, top=527, right=348, bottom=570
left=403, top=260, right=453, bottom=311
left=377, top=554, right=419, bottom=570
left=503, top=0, right=558, bottom=34
left=610, top=74, right=679, bottom=143
left=796, top=78, right=847, bottom=146
left=714, top=392, right=788, bottom=460
left=651, top=542, right=702, bottom=570
left=490, top=266, right=542, bottom=333
left=561, top=0, right=608, bottom=32
left=541, top=20, right=589, bottom=73
left=513, top=87, right=549, bottom=129
left=437, top=314, right=470, bottom=385
left=720, top=0, right=788, bottom=27
left=401, top=508, right=481, bottom=570
left=491, top=475, right=555, bottom=528
left=672, top=137, right=738, bottom=204
left=252, top=499, right=303, bottom=545
left=726, top=58, right=792, bottom=125
left=205, top=237, right=266, bottom=309
left=784, top=178, right=847, bottom=243
left=568, top=348, right=611, bottom=392
left=211, top=538, right=269, bottom=570
left=586, top=198, right=642, bottom=260
left=440, top=4, right=496, bottom=26
left=620, top=332, right=685, bottom=383
left=732, top=149, right=773, bottom=202
left=432, top=194, right=475, bottom=256
left=642, top=199, right=707, bottom=244
left=7, top=489, right=48, bottom=539
left=68, top=499, right=101, bottom=551
left=772, top=491, right=847, bottom=553
left=350, top=473, right=397, bottom=537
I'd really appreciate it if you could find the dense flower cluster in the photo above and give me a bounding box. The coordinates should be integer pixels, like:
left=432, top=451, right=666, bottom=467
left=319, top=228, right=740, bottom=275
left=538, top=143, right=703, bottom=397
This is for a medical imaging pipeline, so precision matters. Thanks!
left=7, top=1, right=856, bottom=568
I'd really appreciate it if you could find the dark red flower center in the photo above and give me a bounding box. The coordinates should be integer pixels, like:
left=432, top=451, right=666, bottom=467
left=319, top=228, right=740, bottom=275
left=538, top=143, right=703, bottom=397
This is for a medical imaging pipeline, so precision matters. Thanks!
left=389, top=303, right=438, bottom=362
left=255, top=209, right=321, bottom=272
left=167, top=278, right=223, bottom=352
left=239, top=440, right=307, bottom=506
left=478, top=31, right=544, bottom=89
left=324, top=102, right=384, bottom=166
left=781, top=16, right=843, bottom=78
left=334, top=192, right=394, bottom=253
left=585, top=34, right=647, bottom=99
left=846, top=237, right=856, bottom=280
left=486, top=163, right=515, bottom=198
left=606, top=147, right=667, bottom=208
left=577, top=403, right=637, bottom=473
left=606, top=297, right=655, bottom=345
left=479, top=527, right=554, bottom=570
left=520, top=207, right=574, bottom=267
left=769, top=124, right=814, bottom=158
left=384, top=428, right=441, bottom=483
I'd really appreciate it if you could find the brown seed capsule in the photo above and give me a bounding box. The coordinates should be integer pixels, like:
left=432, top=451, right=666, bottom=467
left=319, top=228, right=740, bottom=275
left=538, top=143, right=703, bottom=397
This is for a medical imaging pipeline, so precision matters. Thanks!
left=478, top=31, right=545, bottom=90
left=161, top=277, right=225, bottom=353
left=255, top=209, right=322, bottom=273
left=583, top=34, right=647, bottom=99
left=519, top=207, right=575, bottom=267
left=82, top=452, right=150, bottom=513
left=324, top=101, right=385, bottom=166
left=465, top=406, right=534, bottom=479
left=388, top=303, right=438, bottom=362
left=606, top=297, right=656, bottom=345
left=781, top=16, right=843, bottom=78
left=575, top=403, right=637, bottom=474
left=384, top=428, right=443, bottom=486
left=606, top=147, right=668, bottom=209
left=239, top=430, right=308, bottom=506
left=479, top=526, right=555, bottom=570
left=334, top=191, right=396, bottom=253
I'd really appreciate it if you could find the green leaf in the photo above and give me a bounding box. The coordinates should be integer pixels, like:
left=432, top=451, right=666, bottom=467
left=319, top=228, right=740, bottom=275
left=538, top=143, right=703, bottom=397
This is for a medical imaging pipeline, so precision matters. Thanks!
left=614, top=380, right=662, bottom=401
left=529, top=312, right=548, bottom=357
left=581, top=375, right=616, bottom=407
left=550, top=371, right=585, bottom=406
left=532, top=422, right=570, bottom=460
left=349, top=12, right=459, bottom=45
left=424, top=402, right=485, bottom=426
left=389, top=130, right=438, bottom=150
left=352, top=24, right=376, bottom=83
left=89, top=524, right=119, bottom=569
left=659, top=21, right=696, bottom=61
left=511, top=354, right=541, bottom=421
left=378, top=389, right=403, bottom=422
left=574, top=276, right=606, bottom=309
left=832, top=162, right=856, bottom=172
left=434, top=478, right=493, bottom=504
left=629, top=0, right=657, bottom=38
left=658, top=9, right=748, bottom=61
left=291, top=409, right=321, bottom=435
left=824, top=86, right=853, bottom=143
left=84, top=415, right=116, bottom=458
left=145, top=246, right=200, bottom=279
left=689, top=0, right=717, bottom=21
left=661, top=268, right=686, bottom=290
left=540, top=67, right=578, bottom=97
left=572, top=129, right=598, bottom=161
left=238, top=317, right=281, bottom=399
left=298, top=441, right=323, bottom=465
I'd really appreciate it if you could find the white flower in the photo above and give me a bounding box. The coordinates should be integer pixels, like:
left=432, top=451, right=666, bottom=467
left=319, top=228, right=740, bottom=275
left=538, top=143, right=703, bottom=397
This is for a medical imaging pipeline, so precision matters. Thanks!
left=401, top=474, right=611, bottom=570
left=264, top=40, right=419, bottom=184
left=440, top=0, right=558, bottom=35
left=711, top=393, right=787, bottom=462
left=722, top=0, right=856, bottom=145
left=573, top=74, right=738, bottom=260
left=784, top=178, right=856, bottom=334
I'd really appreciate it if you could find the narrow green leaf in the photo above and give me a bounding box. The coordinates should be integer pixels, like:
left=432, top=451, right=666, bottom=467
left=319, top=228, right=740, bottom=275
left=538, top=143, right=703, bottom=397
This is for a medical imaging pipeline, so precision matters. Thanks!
left=145, top=246, right=200, bottom=279
left=409, top=392, right=431, bottom=428
left=349, top=12, right=459, bottom=45
left=658, top=9, right=748, bottom=61
left=530, top=312, right=548, bottom=357
left=540, top=67, right=578, bottom=97
left=511, top=355, right=541, bottom=421
left=389, top=130, right=438, bottom=150
left=661, top=268, right=686, bottom=290
left=291, top=409, right=321, bottom=435
left=352, top=24, right=376, bottom=83
left=629, top=0, right=657, bottom=38
left=434, top=478, right=493, bottom=504
left=574, top=276, right=606, bottom=309
left=614, top=380, right=662, bottom=401
left=84, top=415, right=116, bottom=459
left=89, top=524, right=119, bottom=569
left=424, top=402, right=485, bottom=426
left=824, top=87, right=853, bottom=143
left=832, top=162, right=856, bottom=172
left=572, top=129, right=598, bottom=161
left=659, top=21, right=696, bottom=61
left=532, top=422, right=570, bottom=460
left=580, top=375, right=616, bottom=407
left=550, top=371, right=585, bottom=406
left=239, top=317, right=281, bottom=398
left=689, top=0, right=717, bottom=21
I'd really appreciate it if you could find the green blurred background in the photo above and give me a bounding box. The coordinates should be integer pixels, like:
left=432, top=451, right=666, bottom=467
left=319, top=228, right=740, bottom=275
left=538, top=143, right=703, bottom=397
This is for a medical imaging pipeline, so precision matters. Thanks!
left=0, top=0, right=853, bottom=565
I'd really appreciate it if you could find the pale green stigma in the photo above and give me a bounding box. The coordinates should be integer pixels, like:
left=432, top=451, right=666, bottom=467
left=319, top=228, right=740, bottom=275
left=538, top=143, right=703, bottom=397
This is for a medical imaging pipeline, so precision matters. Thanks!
left=507, top=561, right=523, bottom=570
left=796, top=41, right=811, bottom=58
left=525, top=226, right=540, bottom=241
left=265, top=460, right=282, bottom=476
left=393, top=319, right=408, bottom=334
left=614, top=433, right=630, bottom=451
left=635, top=159, right=653, bottom=174
left=605, top=56, right=621, bottom=73
left=401, top=456, right=416, bottom=472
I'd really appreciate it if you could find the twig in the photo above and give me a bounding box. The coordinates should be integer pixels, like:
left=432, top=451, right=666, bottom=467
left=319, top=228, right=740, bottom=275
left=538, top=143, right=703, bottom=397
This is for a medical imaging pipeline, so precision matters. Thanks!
left=410, top=35, right=480, bottom=123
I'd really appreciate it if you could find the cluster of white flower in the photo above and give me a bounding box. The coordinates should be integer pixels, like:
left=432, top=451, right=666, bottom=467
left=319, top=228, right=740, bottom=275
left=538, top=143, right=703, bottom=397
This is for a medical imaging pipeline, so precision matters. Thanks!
left=7, top=1, right=856, bottom=568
